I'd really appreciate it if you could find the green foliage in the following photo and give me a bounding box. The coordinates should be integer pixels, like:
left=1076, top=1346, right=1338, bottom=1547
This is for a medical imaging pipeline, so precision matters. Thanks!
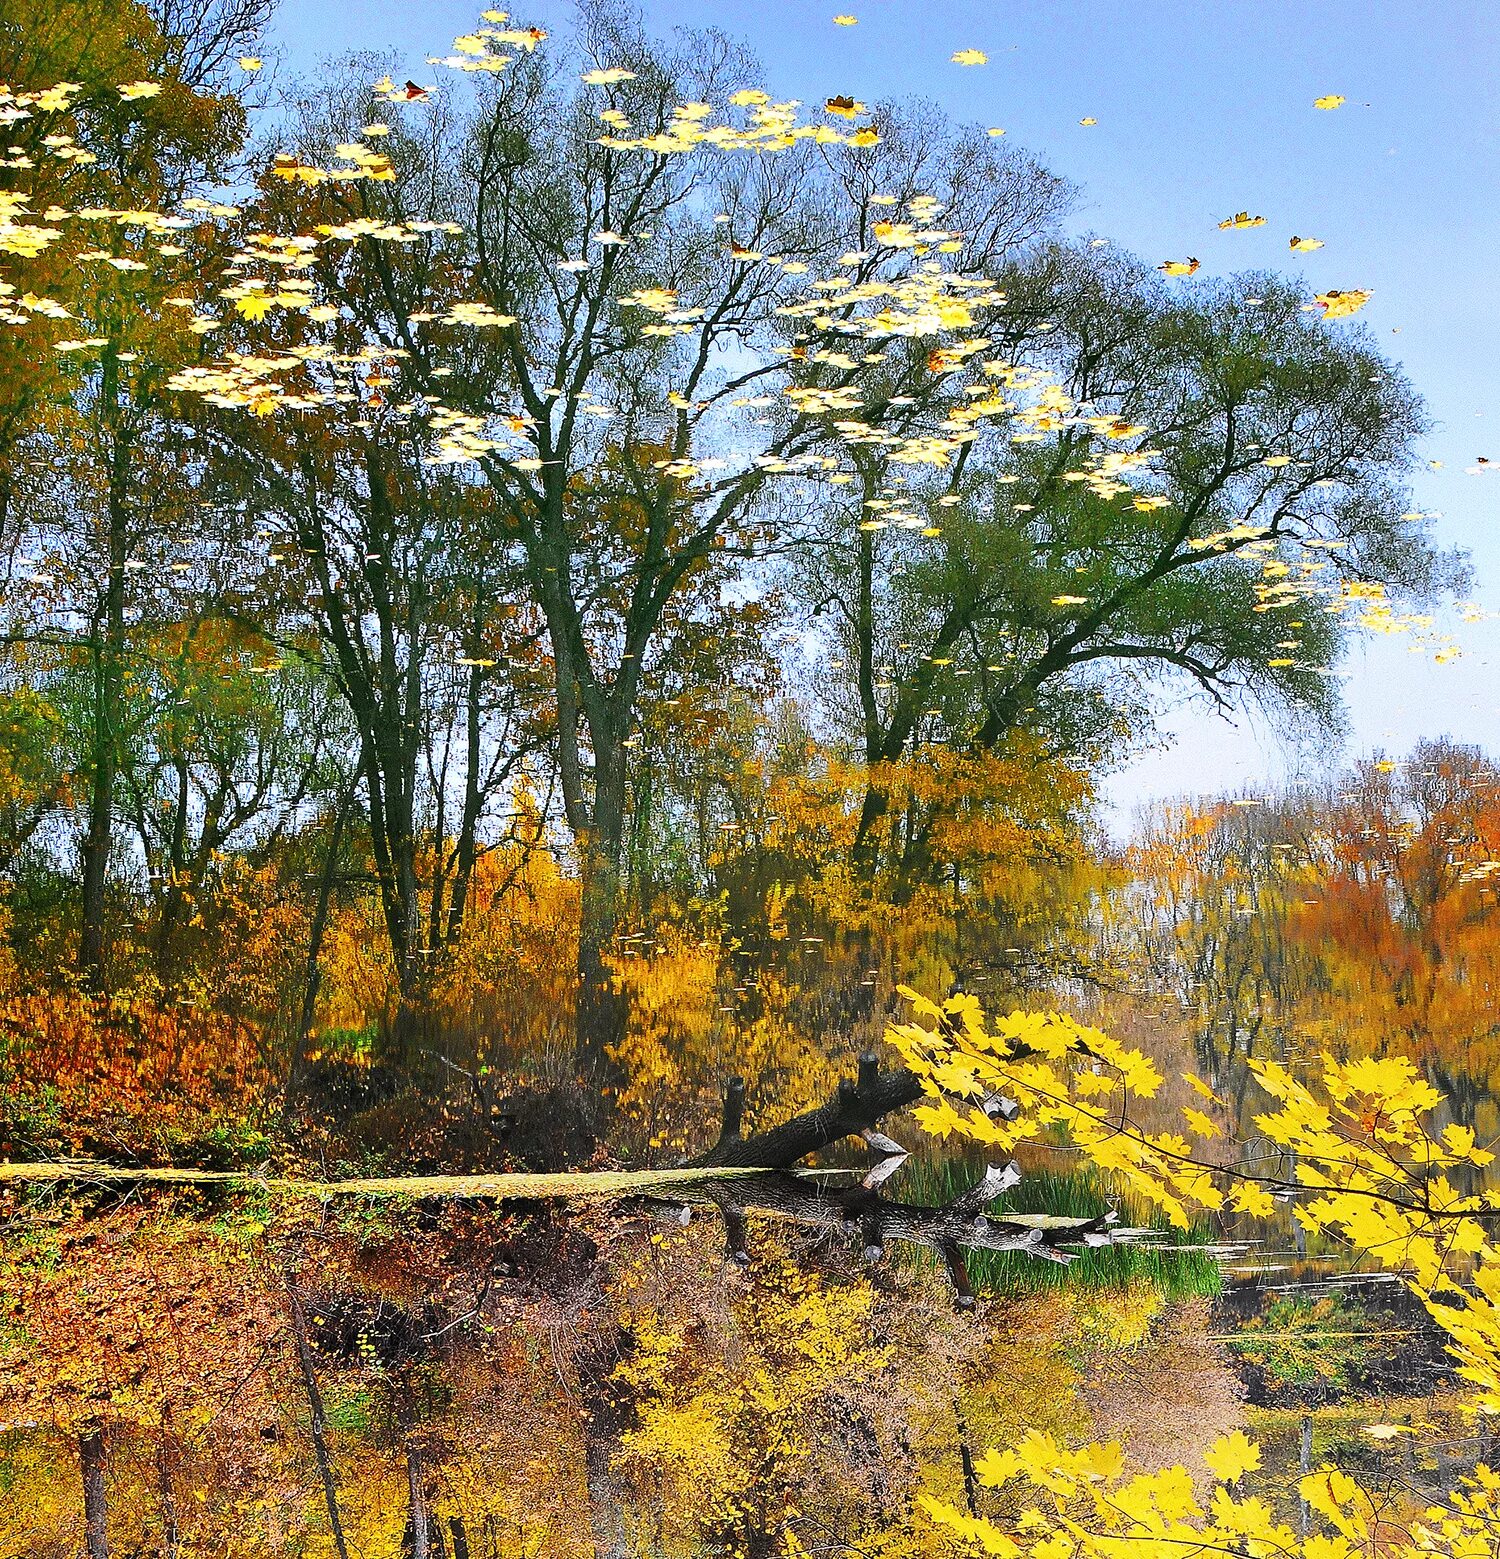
left=322, top=1385, right=374, bottom=1437
left=1227, top=1293, right=1380, bottom=1400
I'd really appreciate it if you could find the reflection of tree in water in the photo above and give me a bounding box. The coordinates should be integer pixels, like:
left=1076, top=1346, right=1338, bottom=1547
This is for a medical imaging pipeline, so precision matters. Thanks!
left=1216, top=1273, right=1448, bottom=1406
left=0, top=1189, right=1231, bottom=1557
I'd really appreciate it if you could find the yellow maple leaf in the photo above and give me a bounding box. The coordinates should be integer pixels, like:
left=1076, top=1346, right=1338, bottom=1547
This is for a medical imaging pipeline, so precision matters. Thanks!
left=1230, top=1182, right=1276, bottom=1218
left=1081, top=1441, right=1125, bottom=1481
left=1205, top=1431, right=1261, bottom=1483
left=951, top=49, right=988, bottom=65
left=1314, top=94, right=1346, bottom=110
left=118, top=80, right=163, bottom=100
left=238, top=57, right=262, bottom=71
left=1159, top=258, right=1200, bottom=276
left=833, top=13, right=858, bottom=22
left=1183, top=1106, right=1222, bottom=1139
left=1218, top=211, right=1267, bottom=230
left=1290, top=235, right=1324, bottom=251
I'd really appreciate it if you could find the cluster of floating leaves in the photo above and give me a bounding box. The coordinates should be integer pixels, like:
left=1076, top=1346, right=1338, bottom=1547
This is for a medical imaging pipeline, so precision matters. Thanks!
left=0, top=11, right=1477, bottom=672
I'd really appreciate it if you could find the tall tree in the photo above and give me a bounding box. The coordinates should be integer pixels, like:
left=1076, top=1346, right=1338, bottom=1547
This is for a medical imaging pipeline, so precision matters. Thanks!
left=207, top=410, right=554, bottom=1036
left=0, top=0, right=272, bottom=985
left=793, top=247, right=1455, bottom=877
left=216, top=5, right=1071, bottom=1081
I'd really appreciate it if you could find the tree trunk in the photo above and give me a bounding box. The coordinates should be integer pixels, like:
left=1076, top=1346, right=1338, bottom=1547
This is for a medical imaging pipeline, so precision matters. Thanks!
left=405, top=1437, right=430, bottom=1559
left=79, top=349, right=129, bottom=989
left=955, top=1398, right=979, bottom=1517
left=286, top=1275, right=353, bottom=1559
left=285, top=776, right=358, bottom=1107
left=575, top=876, right=626, bottom=1093
left=79, top=1426, right=109, bottom=1559
left=157, top=1417, right=180, bottom=1559
left=573, top=764, right=630, bottom=1103
left=577, top=1328, right=633, bottom=1559
left=154, top=755, right=192, bottom=990
left=443, top=609, right=487, bottom=945
left=673, top=1054, right=1122, bottom=1303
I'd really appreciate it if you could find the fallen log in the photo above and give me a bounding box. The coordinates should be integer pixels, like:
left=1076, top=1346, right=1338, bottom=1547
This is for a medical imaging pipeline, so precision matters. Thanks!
left=670, top=1050, right=1133, bottom=1307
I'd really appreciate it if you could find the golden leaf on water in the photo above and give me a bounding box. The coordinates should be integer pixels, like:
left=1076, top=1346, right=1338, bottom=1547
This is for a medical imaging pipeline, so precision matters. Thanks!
left=1316, top=288, right=1372, bottom=319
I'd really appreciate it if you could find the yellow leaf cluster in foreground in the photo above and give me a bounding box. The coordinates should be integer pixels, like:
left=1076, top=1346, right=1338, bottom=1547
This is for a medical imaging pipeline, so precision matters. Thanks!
left=893, top=985, right=1500, bottom=1559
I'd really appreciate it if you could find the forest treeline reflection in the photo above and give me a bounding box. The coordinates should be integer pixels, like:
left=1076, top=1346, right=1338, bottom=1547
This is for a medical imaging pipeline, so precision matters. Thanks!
left=0, top=0, right=1493, bottom=1554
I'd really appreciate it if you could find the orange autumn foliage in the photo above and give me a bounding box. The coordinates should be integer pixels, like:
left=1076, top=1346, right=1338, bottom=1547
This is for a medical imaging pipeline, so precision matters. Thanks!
left=1287, top=744, right=1500, bottom=1087
left=0, top=987, right=269, bottom=1158
left=1123, top=740, right=1500, bottom=1101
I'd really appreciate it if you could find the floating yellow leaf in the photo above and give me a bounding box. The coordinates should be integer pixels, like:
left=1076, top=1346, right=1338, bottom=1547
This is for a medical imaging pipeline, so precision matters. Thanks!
left=951, top=49, right=988, bottom=65
left=1316, top=288, right=1372, bottom=319
left=1290, top=235, right=1324, bottom=251
left=1314, top=94, right=1346, bottom=110
left=833, top=12, right=857, bottom=22
left=1159, top=258, right=1199, bottom=276
left=1218, top=211, right=1266, bottom=230
left=238, top=57, right=262, bottom=71
left=581, top=67, right=635, bottom=85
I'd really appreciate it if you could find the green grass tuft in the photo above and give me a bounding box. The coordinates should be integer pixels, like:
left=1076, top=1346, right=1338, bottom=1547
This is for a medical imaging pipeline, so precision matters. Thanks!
left=897, top=1157, right=1222, bottom=1298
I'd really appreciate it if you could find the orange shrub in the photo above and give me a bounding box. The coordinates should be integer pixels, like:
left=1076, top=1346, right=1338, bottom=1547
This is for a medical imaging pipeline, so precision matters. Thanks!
left=0, top=987, right=270, bottom=1158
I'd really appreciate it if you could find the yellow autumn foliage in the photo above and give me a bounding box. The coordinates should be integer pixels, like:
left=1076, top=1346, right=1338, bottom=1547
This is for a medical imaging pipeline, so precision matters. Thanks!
left=895, top=986, right=1500, bottom=1559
